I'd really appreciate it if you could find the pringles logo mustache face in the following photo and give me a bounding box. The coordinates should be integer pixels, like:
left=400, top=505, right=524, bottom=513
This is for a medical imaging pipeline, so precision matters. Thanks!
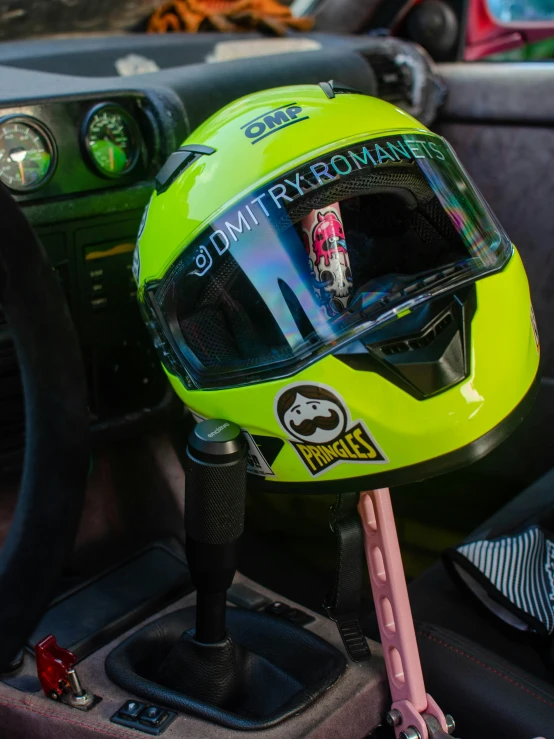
left=275, top=383, right=388, bottom=477
left=241, top=104, right=309, bottom=145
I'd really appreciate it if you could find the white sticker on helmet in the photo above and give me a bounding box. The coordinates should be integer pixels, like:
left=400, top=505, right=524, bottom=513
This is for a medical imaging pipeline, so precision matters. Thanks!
left=133, top=198, right=151, bottom=285
left=242, top=431, right=275, bottom=477
left=531, top=304, right=540, bottom=353
left=132, top=246, right=140, bottom=285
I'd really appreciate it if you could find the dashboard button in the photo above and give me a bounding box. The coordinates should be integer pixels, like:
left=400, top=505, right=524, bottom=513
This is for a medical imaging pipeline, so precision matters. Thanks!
left=118, top=700, right=144, bottom=719
left=227, top=582, right=271, bottom=610
left=91, top=297, right=108, bottom=312
left=140, top=705, right=167, bottom=727
left=266, top=601, right=288, bottom=615
left=265, top=601, right=314, bottom=625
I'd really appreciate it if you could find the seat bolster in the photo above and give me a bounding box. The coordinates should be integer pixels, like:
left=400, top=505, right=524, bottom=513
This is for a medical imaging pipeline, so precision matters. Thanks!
left=416, top=622, right=554, bottom=739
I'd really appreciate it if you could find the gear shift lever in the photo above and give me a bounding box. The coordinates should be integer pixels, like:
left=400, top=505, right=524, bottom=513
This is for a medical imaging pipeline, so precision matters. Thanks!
left=184, top=419, right=248, bottom=643
left=106, top=418, right=347, bottom=729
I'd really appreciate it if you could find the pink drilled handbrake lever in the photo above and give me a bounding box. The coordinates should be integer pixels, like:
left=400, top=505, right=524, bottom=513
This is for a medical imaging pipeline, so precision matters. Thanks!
left=359, top=489, right=456, bottom=739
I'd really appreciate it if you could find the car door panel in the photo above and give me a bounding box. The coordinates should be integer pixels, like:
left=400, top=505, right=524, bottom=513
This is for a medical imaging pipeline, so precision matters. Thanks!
left=433, top=62, right=554, bottom=486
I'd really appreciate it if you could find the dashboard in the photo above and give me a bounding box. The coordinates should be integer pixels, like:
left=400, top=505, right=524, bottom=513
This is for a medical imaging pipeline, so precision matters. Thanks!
left=0, top=91, right=177, bottom=474
left=0, top=32, right=444, bottom=475
left=0, top=95, right=160, bottom=199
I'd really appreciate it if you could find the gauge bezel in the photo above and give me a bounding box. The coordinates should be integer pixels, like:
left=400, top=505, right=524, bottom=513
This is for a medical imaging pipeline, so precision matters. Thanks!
left=0, top=114, right=57, bottom=193
left=81, top=102, right=141, bottom=179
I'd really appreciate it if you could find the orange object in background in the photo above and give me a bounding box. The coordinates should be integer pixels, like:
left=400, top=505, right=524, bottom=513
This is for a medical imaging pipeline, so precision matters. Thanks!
left=148, top=0, right=314, bottom=35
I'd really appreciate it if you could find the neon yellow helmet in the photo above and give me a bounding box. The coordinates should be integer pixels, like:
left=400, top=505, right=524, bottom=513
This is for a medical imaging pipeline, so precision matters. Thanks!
left=135, top=82, right=539, bottom=492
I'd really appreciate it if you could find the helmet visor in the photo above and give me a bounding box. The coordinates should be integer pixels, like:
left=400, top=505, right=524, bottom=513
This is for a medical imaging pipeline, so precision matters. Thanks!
left=145, top=132, right=512, bottom=390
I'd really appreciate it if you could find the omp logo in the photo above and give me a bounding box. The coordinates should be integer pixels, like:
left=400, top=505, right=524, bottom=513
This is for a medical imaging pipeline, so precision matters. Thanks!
left=241, top=104, right=309, bottom=144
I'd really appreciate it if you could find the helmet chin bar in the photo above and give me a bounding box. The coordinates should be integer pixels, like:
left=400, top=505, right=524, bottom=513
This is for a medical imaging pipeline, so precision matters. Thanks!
left=337, top=286, right=476, bottom=401
left=359, top=490, right=457, bottom=739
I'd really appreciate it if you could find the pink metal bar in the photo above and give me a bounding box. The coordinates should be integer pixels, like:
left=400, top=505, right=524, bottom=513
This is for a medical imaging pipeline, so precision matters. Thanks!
left=358, top=489, right=448, bottom=739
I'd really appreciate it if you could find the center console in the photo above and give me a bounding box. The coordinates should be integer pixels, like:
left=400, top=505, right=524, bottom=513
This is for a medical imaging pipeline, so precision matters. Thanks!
left=0, top=573, right=388, bottom=739
left=0, top=420, right=389, bottom=739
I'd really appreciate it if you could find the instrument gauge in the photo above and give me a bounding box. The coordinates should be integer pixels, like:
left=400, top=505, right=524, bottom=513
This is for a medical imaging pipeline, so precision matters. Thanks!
left=0, top=117, right=56, bottom=192
left=83, top=103, right=140, bottom=177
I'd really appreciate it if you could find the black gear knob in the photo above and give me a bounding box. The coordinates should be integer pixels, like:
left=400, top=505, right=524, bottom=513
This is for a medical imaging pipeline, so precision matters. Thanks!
left=184, top=419, right=248, bottom=644
left=185, top=419, right=248, bottom=545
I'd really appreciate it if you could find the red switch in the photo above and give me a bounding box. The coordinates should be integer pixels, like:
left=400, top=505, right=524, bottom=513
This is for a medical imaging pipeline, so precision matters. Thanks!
left=34, top=634, right=77, bottom=699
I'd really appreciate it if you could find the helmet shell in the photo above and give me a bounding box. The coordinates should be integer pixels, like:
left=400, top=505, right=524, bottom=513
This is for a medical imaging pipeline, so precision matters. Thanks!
left=137, top=85, right=540, bottom=492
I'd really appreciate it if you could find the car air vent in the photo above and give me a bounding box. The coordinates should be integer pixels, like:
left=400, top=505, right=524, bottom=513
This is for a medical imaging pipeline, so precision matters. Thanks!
left=0, top=310, right=25, bottom=476
left=364, top=52, right=408, bottom=105
left=359, top=37, right=445, bottom=126
left=380, top=312, right=453, bottom=356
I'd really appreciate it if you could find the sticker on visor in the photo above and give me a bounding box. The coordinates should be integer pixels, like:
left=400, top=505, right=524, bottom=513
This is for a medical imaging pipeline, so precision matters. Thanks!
left=275, top=382, right=388, bottom=477
left=302, top=203, right=353, bottom=317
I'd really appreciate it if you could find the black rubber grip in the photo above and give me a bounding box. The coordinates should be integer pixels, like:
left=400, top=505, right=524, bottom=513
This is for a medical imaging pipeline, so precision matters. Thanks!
left=184, top=452, right=247, bottom=545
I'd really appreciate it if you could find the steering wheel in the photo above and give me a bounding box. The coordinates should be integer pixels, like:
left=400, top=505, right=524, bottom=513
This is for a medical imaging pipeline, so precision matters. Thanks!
left=0, top=185, right=89, bottom=669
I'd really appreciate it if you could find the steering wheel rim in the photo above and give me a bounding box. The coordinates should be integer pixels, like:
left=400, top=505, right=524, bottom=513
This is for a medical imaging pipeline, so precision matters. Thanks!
left=0, top=184, right=89, bottom=668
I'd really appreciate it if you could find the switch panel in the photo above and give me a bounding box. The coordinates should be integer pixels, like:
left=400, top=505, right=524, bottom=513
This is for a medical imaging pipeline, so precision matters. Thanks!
left=111, top=701, right=176, bottom=735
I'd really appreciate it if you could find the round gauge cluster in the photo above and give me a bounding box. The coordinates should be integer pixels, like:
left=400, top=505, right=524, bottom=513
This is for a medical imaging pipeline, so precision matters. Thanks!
left=82, top=103, right=140, bottom=177
left=0, top=117, right=55, bottom=192
left=0, top=102, right=142, bottom=194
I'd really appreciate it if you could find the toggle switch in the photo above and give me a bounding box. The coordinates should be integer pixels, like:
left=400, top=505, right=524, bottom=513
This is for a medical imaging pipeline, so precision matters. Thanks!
left=34, top=634, right=100, bottom=711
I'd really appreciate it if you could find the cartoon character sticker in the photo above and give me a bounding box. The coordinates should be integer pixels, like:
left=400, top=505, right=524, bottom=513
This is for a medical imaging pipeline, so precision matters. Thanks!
left=302, top=204, right=353, bottom=317
left=275, top=383, right=388, bottom=477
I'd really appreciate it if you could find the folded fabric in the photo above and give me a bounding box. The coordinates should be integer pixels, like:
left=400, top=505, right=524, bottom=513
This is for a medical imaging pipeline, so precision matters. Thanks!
left=444, top=525, right=554, bottom=636
left=148, top=0, right=314, bottom=35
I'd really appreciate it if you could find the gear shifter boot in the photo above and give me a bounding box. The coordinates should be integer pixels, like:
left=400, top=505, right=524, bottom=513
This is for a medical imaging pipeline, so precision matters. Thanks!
left=106, top=606, right=347, bottom=730
left=155, top=629, right=247, bottom=708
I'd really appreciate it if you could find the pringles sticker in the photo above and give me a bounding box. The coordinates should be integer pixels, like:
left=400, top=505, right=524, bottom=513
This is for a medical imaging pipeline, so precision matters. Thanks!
left=275, top=383, right=388, bottom=477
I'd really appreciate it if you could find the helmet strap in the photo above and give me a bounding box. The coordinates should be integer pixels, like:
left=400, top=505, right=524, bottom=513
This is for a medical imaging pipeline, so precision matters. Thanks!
left=324, top=492, right=372, bottom=662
